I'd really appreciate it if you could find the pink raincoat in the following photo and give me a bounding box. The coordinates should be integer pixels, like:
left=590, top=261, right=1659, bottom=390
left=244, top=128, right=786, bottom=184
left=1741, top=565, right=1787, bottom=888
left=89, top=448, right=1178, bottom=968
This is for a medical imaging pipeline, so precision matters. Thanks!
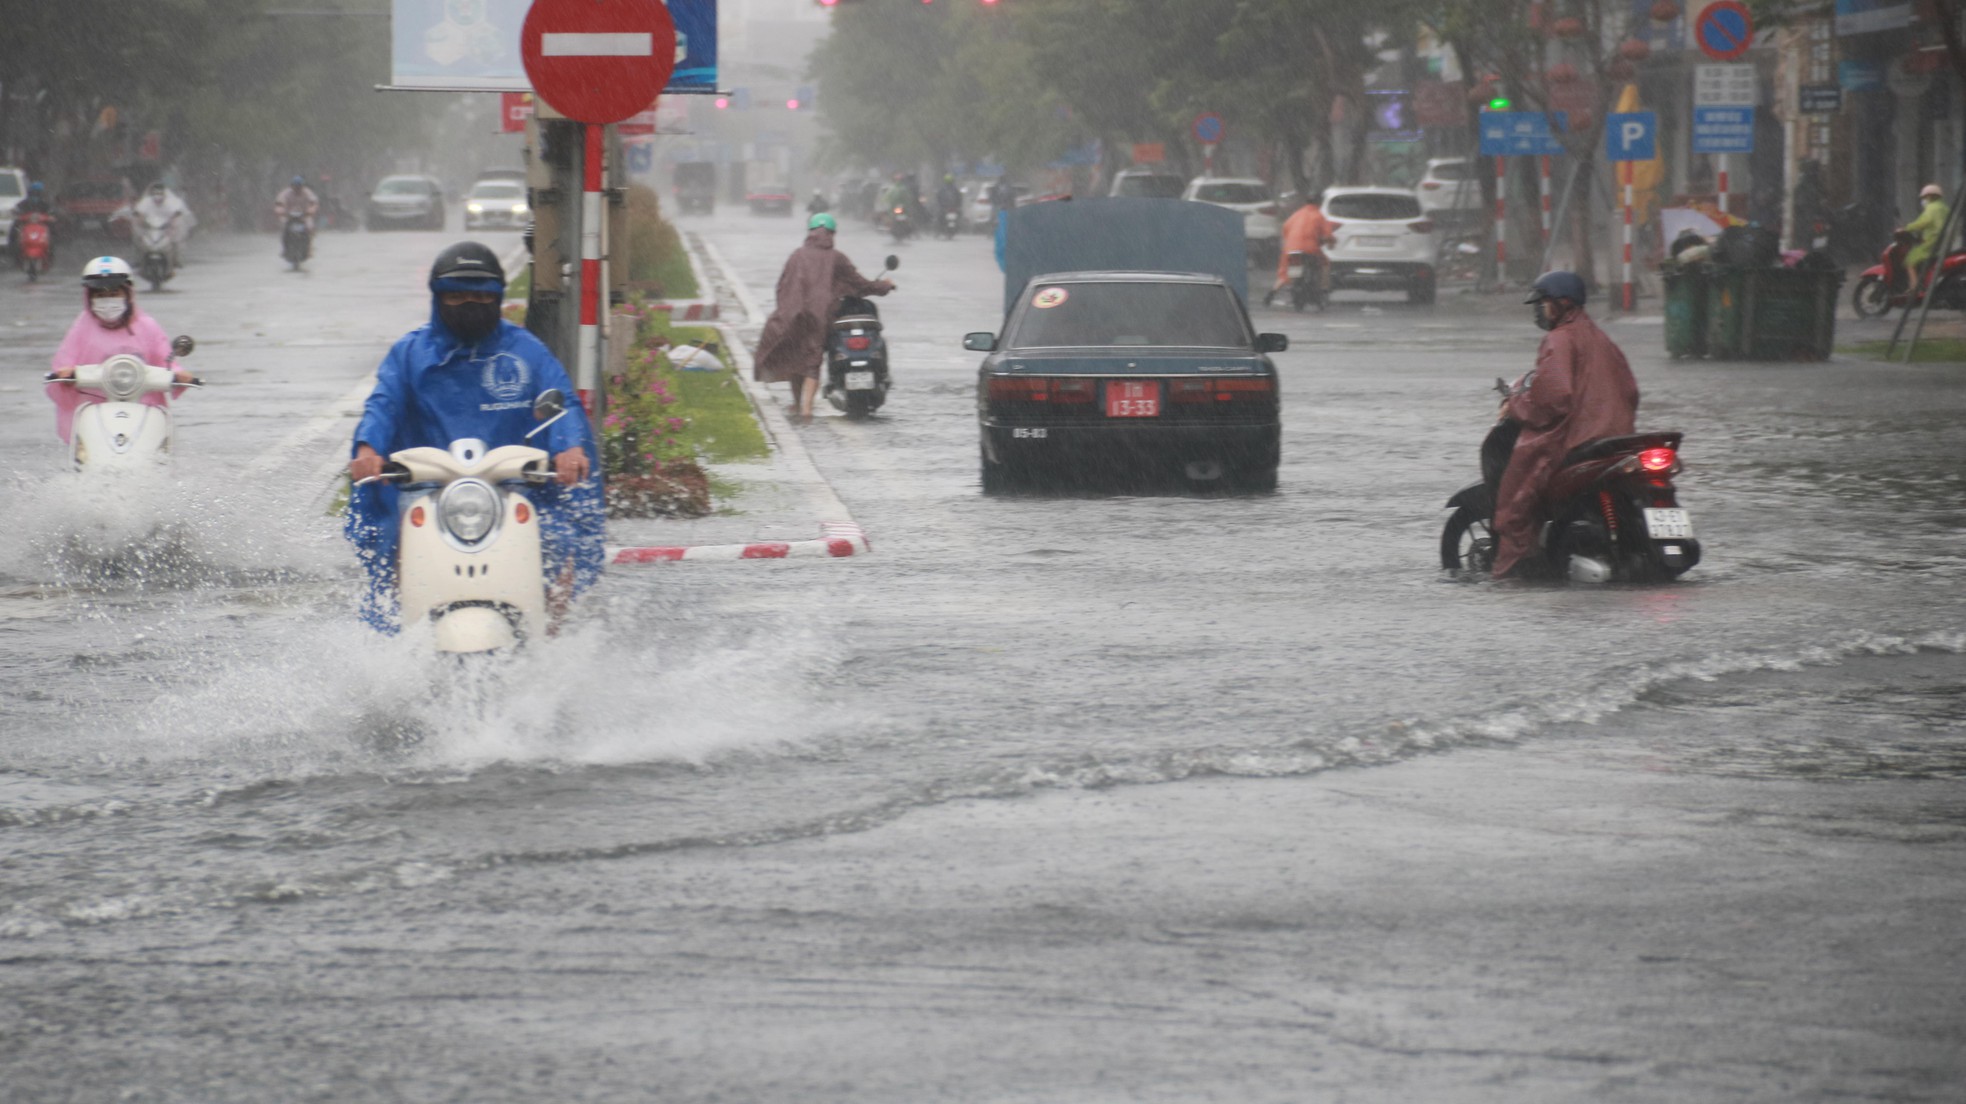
left=1491, top=308, right=1639, bottom=579
left=45, top=307, right=184, bottom=444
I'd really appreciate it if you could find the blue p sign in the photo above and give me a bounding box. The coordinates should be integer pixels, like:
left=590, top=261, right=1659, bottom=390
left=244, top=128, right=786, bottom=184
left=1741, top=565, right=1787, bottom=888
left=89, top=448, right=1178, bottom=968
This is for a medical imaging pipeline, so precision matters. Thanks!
left=1605, top=111, right=1658, bottom=162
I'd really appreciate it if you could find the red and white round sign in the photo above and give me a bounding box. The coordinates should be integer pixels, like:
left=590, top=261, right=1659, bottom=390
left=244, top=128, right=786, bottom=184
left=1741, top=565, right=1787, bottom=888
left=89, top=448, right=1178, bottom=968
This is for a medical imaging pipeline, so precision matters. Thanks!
left=521, top=0, right=677, bottom=125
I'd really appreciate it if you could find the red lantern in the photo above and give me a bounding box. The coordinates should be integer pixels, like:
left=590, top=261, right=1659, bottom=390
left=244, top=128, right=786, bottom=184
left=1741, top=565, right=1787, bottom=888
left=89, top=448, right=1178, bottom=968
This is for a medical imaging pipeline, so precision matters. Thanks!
left=1551, top=15, right=1586, bottom=37
left=1608, top=59, right=1637, bottom=81
left=1618, top=38, right=1653, bottom=61
left=1650, top=0, right=1681, bottom=21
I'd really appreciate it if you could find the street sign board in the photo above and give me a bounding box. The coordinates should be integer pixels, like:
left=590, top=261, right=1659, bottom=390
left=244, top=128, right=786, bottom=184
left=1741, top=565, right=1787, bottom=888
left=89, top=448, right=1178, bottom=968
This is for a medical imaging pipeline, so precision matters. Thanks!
left=391, top=0, right=717, bottom=94
left=1695, top=0, right=1754, bottom=62
left=1692, top=105, right=1755, bottom=154
left=1694, top=64, right=1756, bottom=106
left=1798, top=83, right=1843, bottom=113
left=500, top=91, right=534, bottom=133
left=1191, top=112, right=1226, bottom=145
left=1477, top=111, right=1566, bottom=157
left=521, top=0, right=677, bottom=124
left=1605, top=112, right=1658, bottom=162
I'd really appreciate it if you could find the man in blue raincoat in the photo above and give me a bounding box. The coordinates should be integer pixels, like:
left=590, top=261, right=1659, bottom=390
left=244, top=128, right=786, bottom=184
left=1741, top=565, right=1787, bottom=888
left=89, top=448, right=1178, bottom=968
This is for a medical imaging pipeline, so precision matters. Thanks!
left=345, top=241, right=603, bottom=630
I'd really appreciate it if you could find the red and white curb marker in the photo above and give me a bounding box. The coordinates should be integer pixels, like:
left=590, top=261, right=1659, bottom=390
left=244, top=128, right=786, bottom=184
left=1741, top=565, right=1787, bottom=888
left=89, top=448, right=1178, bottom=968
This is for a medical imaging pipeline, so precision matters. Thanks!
left=609, top=523, right=870, bottom=565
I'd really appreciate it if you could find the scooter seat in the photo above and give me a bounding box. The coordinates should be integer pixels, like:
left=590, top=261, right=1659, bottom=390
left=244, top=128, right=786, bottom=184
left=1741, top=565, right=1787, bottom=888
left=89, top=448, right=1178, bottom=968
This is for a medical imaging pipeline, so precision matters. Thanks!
left=1562, top=431, right=1682, bottom=466
left=832, top=314, right=880, bottom=329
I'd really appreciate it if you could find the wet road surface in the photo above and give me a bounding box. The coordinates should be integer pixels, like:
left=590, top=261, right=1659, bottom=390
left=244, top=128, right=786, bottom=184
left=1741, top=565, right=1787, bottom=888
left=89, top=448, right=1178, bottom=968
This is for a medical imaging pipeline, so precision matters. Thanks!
left=0, top=208, right=1961, bottom=1102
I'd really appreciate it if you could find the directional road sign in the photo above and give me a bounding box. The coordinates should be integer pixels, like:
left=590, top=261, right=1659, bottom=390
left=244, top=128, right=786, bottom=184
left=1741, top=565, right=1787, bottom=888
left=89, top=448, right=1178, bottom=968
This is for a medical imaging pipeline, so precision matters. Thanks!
left=1477, top=111, right=1566, bottom=157
left=1695, top=0, right=1754, bottom=63
left=1605, top=112, right=1658, bottom=162
left=1692, top=105, right=1755, bottom=154
left=1192, top=112, right=1226, bottom=145
left=521, top=0, right=677, bottom=125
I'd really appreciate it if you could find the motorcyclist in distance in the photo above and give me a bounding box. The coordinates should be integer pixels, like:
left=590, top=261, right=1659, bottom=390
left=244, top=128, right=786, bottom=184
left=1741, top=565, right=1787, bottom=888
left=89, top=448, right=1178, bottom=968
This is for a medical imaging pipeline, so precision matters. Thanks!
left=935, top=174, right=963, bottom=229
left=807, top=189, right=830, bottom=216
left=9, top=180, right=53, bottom=262
left=275, top=175, right=320, bottom=228
left=1902, top=183, right=1951, bottom=283
left=44, top=256, right=195, bottom=444
left=1489, top=271, right=1639, bottom=580
left=127, top=181, right=194, bottom=267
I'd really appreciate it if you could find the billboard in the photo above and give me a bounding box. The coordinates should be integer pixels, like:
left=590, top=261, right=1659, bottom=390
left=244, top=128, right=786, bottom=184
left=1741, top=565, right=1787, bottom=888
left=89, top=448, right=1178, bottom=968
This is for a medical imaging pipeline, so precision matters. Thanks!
left=392, top=0, right=717, bottom=93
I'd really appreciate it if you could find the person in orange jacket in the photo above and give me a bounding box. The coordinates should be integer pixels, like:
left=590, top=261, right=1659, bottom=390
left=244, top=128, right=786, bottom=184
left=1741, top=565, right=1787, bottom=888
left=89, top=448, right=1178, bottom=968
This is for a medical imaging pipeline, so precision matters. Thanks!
left=1267, top=196, right=1336, bottom=306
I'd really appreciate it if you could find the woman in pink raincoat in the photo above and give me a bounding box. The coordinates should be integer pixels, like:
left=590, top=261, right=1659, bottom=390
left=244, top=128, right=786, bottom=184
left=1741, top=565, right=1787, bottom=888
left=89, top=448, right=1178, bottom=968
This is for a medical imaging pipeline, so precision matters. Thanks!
left=45, top=256, right=193, bottom=442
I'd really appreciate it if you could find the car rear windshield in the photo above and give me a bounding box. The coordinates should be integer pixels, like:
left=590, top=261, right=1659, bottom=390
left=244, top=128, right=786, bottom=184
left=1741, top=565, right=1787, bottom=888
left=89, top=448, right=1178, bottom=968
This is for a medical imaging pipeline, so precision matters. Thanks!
left=1113, top=175, right=1186, bottom=199
left=1428, top=161, right=1471, bottom=182
left=1325, top=193, right=1422, bottom=221
left=63, top=182, right=121, bottom=200
left=1010, top=282, right=1250, bottom=349
left=377, top=178, right=428, bottom=195
left=1193, top=183, right=1269, bottom=204
left=470, top=182, right=524, bottom=200
left=0, top=176, right=20, bottom=199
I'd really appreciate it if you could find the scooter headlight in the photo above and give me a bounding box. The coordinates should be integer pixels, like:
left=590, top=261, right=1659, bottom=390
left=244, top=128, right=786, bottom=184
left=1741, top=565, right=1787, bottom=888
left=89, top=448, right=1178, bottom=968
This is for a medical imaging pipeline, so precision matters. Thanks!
left=103, top=358, right=145, bottom=401
left=438, top=479, right=500, bottom=544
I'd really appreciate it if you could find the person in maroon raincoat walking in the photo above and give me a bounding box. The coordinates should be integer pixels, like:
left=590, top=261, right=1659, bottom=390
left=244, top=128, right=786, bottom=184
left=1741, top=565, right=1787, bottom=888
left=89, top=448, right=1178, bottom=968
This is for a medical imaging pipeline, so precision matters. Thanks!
left=753, top=213, right=894, bottom=420
left=1491, top=271, right=1640, bottom=579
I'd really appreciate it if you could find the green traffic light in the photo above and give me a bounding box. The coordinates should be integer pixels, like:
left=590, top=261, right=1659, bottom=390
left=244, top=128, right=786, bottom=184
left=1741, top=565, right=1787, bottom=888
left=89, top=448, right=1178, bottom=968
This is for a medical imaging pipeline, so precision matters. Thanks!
left=1488, top=97, right=1512, bottom=111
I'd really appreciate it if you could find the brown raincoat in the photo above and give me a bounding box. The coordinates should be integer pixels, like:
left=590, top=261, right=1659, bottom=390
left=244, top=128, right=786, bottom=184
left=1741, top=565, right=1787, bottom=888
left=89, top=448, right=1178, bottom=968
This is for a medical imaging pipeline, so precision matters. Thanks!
left=1491, top=308, right=1639, bottom=578
left=753, top=230, right=889, bottom=384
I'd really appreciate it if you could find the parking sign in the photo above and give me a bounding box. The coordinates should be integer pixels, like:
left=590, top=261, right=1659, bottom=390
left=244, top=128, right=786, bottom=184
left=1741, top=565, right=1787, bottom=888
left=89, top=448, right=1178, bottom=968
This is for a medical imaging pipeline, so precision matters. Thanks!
left=1604, top=112, right=1658, bottom=162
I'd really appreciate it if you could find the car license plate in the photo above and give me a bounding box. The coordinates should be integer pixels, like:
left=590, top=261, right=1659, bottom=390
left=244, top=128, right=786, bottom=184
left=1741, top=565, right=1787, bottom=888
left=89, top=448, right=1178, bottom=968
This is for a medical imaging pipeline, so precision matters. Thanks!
left=1354, top=235, right=1396, bottom=248
left=845, top=371, right=876, bottom=391
left=1106, top=380, right=1160, bottom=418
left=1643, top=508, right=1695, bottom=539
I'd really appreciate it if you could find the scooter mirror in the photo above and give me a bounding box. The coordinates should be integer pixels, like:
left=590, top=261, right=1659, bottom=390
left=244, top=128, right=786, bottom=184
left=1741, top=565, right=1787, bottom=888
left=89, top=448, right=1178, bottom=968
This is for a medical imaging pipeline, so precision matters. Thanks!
left=884, top=255, right=900, bottom=272
left=171, top=335, right=195, bottom=358
left=533, top=388, right=566, bottom=421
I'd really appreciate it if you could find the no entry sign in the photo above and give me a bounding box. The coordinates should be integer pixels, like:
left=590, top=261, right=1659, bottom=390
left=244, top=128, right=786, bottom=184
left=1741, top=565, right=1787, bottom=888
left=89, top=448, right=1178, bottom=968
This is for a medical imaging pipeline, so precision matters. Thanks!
left=521, top=0, right=677, bottom=125
left=1695, top=0, right=1754, bottom=63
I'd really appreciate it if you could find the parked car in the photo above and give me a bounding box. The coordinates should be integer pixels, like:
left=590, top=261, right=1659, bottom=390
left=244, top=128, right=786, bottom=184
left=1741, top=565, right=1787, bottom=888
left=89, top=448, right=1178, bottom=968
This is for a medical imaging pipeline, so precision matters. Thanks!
left=1107, top=169, right=1186, bottom=199
left=366, top=174, right=446, bottom=231
left=463, top=178, right=528, bottom=231
left=1417, top=157, right=1483, bottom=227
left=57, top=177, right=132, bottom=237
left=0, top=167, right=27, bottom=224
left=967, top=272, right=1286, bottom=494
left=1320, top=186, right=1437, bottom=305
left=1183, top=177, right=1281, bottom=267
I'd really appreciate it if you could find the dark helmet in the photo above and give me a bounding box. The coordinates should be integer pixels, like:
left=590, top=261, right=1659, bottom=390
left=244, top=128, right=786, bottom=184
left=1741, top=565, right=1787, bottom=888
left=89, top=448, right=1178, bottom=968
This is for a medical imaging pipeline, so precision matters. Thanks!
left=291, top=175, right=306, bottom=187
left=1524, top=270, right=1587, bottom=307
left=428, top=240, right=506, bottom=287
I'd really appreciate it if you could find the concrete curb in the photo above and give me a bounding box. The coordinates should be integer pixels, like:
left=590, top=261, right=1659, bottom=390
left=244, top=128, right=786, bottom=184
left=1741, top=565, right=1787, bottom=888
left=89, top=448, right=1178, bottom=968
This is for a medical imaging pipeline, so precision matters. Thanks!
left=609, top=522, right=870, bottom=564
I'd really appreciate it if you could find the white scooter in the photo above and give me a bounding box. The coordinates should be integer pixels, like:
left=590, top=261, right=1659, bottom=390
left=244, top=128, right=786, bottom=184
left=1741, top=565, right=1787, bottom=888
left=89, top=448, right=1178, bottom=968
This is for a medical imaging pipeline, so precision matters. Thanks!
left=361, top=390, right=570, bottom=655
left=133, top=210, right=178, bottom=290
left=47, top=338, right=198, bottom=472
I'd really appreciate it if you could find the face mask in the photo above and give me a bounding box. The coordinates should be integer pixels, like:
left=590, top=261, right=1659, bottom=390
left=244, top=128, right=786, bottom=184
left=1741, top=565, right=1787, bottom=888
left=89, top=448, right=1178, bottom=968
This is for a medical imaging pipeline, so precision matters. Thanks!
left=91, top=296, right=129, bottom=325
left=440, top=300, right=501, bottom=343
left=1533, top=300, right=1563, bottom=332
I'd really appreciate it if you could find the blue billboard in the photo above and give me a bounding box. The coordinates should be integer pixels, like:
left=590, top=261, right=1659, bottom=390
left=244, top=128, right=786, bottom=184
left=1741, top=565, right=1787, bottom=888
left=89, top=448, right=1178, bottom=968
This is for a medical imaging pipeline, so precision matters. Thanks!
left=1477, top=112, right=1567, bottom=157
left=391, top=0, right=718, bottom=93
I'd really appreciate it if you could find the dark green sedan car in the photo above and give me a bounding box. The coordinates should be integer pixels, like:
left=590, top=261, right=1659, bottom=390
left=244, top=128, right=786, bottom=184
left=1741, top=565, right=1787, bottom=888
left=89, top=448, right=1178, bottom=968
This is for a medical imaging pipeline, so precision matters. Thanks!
left=966, top=271, right=1286, bottom=494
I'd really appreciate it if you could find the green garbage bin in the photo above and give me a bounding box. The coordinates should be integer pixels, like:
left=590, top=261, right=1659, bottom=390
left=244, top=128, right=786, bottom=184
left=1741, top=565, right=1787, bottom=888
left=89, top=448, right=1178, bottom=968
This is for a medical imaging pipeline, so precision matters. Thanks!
left=1662, top=267, right=1709, bottom=358
left=1704, top=266, right=1843, bottom=361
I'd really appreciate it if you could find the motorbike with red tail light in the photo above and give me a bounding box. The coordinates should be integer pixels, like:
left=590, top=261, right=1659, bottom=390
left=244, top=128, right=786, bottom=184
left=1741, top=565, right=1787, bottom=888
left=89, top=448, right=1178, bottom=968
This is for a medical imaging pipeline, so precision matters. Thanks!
left=823, top=254, right=899, bottom=420
left=15, top=212, right=53, bottom=281
left=1441, top=382, right=1700, bottom=583
left=1851, top=229, right=1966, bottom=318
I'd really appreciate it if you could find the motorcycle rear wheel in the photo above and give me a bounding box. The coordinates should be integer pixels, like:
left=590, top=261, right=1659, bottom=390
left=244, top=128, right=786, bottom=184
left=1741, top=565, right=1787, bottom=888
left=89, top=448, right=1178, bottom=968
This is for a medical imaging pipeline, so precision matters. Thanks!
left=845, top=390, right=878, bottom=419
left=1852, top=275, right=1892, bottom=319
left=1439, top=506, right=1495, bottom=574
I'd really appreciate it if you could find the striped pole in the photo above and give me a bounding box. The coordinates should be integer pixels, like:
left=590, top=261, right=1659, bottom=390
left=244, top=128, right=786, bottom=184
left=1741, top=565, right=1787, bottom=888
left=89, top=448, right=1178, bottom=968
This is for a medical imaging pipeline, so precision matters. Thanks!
left=1494, top=155, right=1508, bottom=276
left=1538, top=155, right=1553, bottom=244
left=578, top=122, right=605, bottom=419
left=1621, top=161, right=1635, bottom=311
left=1717, top=154, right=1730, bottom=218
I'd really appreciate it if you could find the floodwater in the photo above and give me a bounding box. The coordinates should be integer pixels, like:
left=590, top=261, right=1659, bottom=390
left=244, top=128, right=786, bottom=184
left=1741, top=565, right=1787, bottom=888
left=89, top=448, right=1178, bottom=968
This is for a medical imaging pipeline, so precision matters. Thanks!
left=0, top=211, right=1961, bottom=1102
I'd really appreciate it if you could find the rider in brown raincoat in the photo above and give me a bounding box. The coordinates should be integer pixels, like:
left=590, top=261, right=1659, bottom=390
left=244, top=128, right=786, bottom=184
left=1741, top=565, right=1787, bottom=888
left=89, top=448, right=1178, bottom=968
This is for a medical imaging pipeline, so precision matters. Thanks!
left=1491, top=271, right=1640, bottom=579
left=753, top=213, right=893, bottom=419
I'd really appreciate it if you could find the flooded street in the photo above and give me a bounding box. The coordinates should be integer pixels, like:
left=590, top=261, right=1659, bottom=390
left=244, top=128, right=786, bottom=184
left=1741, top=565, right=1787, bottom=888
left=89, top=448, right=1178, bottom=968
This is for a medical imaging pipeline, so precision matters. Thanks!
left=2, top=212, right=1963, bottom=1103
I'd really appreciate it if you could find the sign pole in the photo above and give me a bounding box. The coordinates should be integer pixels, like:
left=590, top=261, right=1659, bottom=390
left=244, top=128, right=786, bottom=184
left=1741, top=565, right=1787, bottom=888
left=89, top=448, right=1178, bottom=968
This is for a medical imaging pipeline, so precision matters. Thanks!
left=1717, top=154, right=1730, bottom=217
left=579, top=123, right=605, bottom=419
left=1539, top=156, right=1553, bottom=244
left=1494, top=155, right=1508, bottom=279
left=1621, top=160, right=1635, bottom=311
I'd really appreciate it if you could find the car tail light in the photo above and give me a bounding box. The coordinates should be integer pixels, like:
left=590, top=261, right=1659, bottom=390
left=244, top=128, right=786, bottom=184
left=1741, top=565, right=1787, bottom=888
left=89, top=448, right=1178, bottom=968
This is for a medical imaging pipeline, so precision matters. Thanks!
left=1638, top=447, right=1677, bottom=473
left=1172, top=378, right=1275, bottom=402
left=1421, top=181, right=1442, bottom=190
left=845, top=334, right=872, bottom=351
left=1409, top=219, right=1435, bottom=234
left=1051, top=378, right=1095, bottom=403
left=989, top=376, right=1096, bottom=403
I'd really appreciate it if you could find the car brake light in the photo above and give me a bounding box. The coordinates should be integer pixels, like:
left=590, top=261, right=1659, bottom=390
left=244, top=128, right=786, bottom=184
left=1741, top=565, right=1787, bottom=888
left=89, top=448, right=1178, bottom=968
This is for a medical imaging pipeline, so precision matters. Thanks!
left=1172, top=378, right=1275, bottom=402
left=989, top=376, right=1093, bottom=402
left=1052, top=378, right=1095, bottom=403
left=1409, top=219, right=1434, bottom=234
left=845, top=335, right=872, bottom=351
left=1638, top=447, right=1676, bottom=473
left=1421, top=182, right=1442, bottom=190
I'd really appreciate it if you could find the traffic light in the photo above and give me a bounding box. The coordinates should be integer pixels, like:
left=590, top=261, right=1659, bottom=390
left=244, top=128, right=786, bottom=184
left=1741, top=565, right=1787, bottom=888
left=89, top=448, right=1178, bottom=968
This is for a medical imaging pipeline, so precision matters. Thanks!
left=1488, top=96, right=1511, bottom=110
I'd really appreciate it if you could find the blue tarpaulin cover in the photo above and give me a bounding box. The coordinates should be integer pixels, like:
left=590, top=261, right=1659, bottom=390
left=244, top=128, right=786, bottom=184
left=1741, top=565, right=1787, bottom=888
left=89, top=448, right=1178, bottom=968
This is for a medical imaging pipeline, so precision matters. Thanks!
left=1001, top=198, right=1247, bottom=316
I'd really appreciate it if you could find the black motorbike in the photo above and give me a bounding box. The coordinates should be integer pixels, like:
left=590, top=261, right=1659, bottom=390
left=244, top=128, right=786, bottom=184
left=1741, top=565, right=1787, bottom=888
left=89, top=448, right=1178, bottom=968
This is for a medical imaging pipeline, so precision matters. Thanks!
left=824, top=254, right=900, bottom=420
left=934, top=206, right=961, bottom=240
left=1441, top=383, right=1701, bottom=583
left=1283, top=251, right=1326, bottom=311
left=887, top=204, right=914, bottom=244
left=281, top=212, right=312, bottom=270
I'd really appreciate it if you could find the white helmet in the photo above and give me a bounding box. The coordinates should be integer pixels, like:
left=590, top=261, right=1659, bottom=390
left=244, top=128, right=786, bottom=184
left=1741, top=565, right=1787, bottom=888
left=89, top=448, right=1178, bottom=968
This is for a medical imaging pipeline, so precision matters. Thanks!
left=81, top=255, right=134, bottom=290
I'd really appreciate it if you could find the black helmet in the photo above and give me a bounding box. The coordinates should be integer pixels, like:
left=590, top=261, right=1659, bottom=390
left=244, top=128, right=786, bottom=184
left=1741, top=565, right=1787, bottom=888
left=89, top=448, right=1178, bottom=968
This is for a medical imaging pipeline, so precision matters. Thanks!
left=428, top=241, right=506, bottom=287
left=1524, top=270, right=1587, bottom=307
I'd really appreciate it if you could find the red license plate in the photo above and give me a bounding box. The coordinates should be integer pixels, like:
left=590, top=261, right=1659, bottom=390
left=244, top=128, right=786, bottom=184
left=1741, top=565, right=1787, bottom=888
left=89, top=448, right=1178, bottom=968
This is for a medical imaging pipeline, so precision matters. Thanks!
left=1105, top=380, right=1161, bottom=418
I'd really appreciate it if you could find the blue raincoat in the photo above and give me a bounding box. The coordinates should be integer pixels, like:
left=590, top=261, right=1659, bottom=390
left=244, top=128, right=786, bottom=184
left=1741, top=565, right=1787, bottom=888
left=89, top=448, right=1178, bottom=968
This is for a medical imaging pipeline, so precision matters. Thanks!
left=345, top=290, right=603, bottom=631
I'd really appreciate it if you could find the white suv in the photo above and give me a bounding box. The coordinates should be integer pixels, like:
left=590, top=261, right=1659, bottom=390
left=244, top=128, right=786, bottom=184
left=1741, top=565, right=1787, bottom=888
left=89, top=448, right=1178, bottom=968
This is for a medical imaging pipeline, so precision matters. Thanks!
left=1321, top=186, right=1437, bottom=305
left=1183, top=177, right=1280, bottom=266
left=0, top=167, right=27, bottom=224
